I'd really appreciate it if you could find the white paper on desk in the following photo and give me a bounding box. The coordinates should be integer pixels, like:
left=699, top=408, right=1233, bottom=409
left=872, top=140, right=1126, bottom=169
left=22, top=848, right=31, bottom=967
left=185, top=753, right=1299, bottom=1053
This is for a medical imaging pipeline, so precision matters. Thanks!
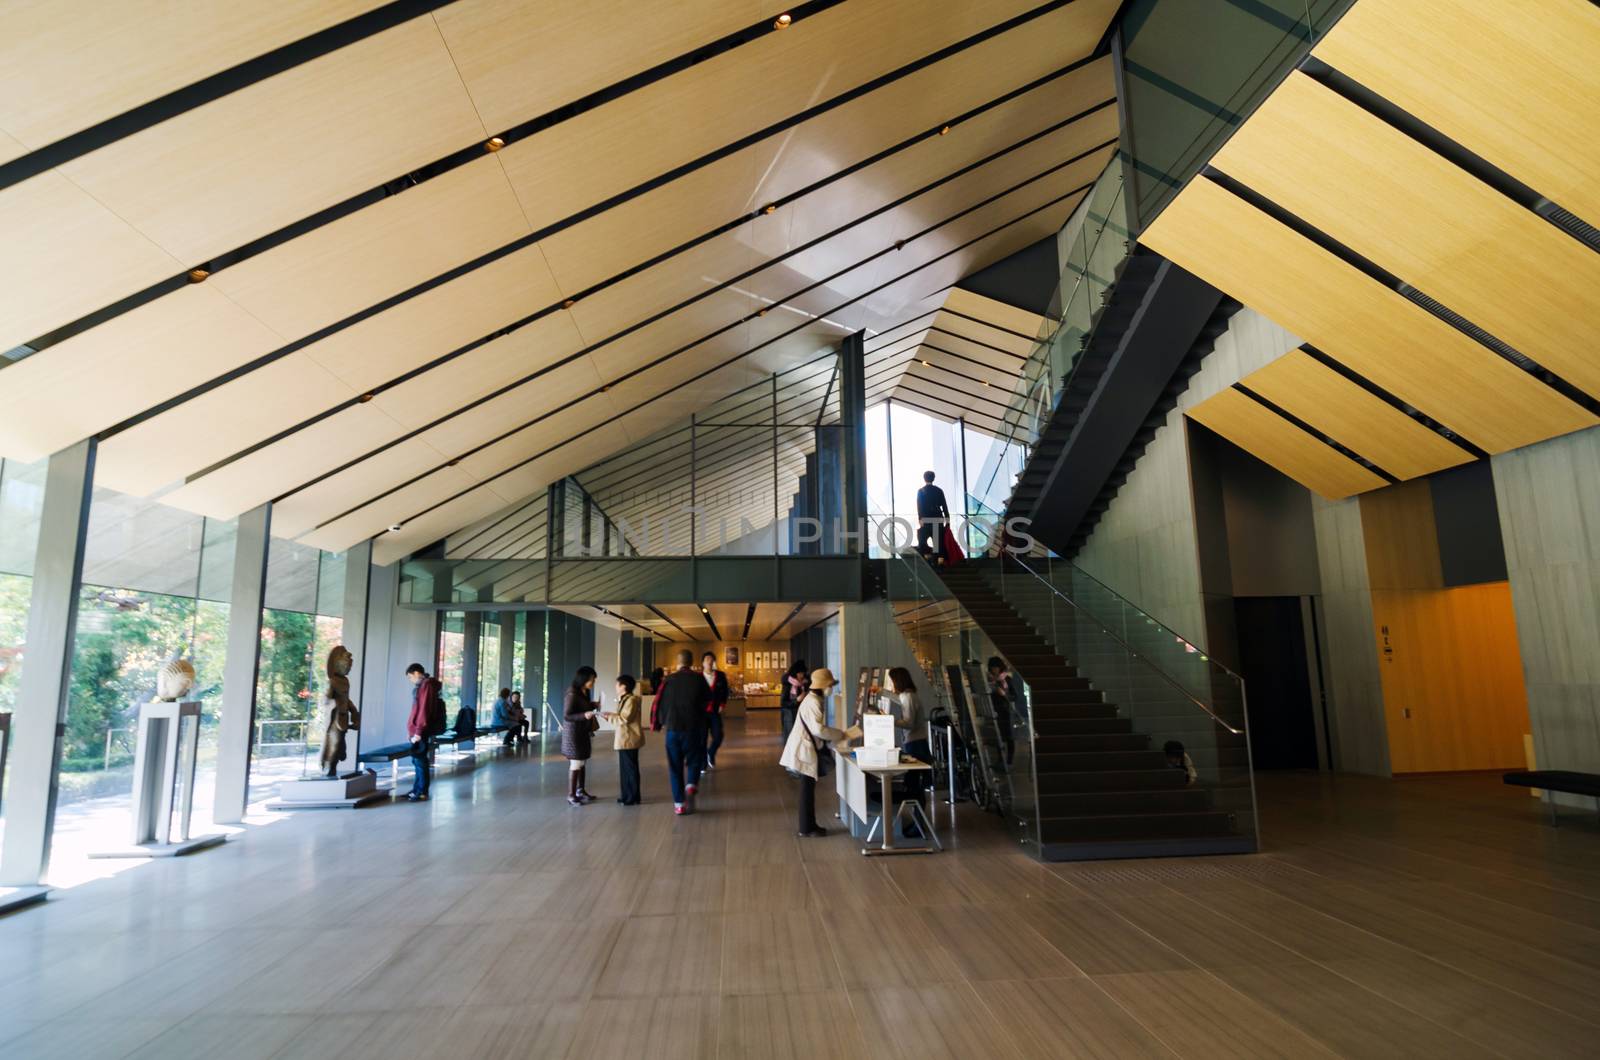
left=862, top=713, right=896, bottom=749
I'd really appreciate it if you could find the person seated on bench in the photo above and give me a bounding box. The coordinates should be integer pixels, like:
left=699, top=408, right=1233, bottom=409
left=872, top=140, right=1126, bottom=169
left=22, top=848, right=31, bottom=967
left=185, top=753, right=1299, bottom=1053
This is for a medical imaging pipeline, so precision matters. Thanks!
left=491, top=687, right=519, bottom=748
left=509, top=690, right=531, bottom=744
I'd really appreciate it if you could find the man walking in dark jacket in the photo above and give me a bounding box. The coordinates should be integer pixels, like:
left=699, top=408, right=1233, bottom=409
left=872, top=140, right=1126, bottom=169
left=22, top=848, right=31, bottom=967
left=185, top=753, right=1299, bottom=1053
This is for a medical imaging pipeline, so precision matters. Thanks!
left=916, top=470, right=950, bottom=561
left=404, top=662, right=443, bottom=801
left=652, top=650, right=711, bottom=814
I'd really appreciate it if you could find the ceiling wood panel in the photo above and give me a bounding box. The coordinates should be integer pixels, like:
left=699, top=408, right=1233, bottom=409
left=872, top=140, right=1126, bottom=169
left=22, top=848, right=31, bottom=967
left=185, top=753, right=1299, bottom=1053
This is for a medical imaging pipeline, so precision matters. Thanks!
left=493, top=0, right=1080, bottom=242
left=57, top=17, right=487, bottom=266
left=434, top=0, right=766, bottom=135
left=94, top=244, right=567, bottom=496
left=1242, top=350, right=1474, bottom=481
left=1139, top=176, right=1597, bottom=453
left=0, top=0, right=385, bottom=150
left=1187, top=387, right=1388, bottom=499
left=1312, top=0, right=1600, bottom=225
left=207, top=156, right=532, bottom=340
left=0, top=168, right=183, bottom=357
left=1212, top=72, right=1600, bottom=400
left=0, top=284, right=282, bottom=465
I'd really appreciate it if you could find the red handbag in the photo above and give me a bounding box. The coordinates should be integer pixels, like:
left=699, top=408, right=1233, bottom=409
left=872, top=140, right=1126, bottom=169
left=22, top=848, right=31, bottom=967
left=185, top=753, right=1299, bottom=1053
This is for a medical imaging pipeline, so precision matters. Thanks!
left=940, top=525, right=965, bottom=564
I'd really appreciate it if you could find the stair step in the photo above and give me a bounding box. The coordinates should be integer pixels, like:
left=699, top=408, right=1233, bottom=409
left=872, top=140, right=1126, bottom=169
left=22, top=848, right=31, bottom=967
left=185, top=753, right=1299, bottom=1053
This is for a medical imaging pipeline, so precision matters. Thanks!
left=1035, top=733, right=1150, bottom=754
left=1040, top=810, right=1235, bottom=842
left=1037, top=750, right=1167, bottom=771
left=1037, top=768, right=1190, bottom=793
left=1034, top=717, right=1132, bottom=735
left=1039, top=788, right=1211, bottom=816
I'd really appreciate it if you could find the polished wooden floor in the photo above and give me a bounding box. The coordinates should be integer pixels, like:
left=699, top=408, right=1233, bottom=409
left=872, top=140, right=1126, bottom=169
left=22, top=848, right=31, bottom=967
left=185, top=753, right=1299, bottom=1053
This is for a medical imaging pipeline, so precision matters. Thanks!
left=2, top=714, right=1597, bottom=1059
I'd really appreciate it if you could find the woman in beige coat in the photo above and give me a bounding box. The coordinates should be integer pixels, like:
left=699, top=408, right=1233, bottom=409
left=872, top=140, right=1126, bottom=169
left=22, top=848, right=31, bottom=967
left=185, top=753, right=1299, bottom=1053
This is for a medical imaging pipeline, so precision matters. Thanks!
left=605, top=674, right=644, bottom=806
left=779, top=668, right=851, bottom=837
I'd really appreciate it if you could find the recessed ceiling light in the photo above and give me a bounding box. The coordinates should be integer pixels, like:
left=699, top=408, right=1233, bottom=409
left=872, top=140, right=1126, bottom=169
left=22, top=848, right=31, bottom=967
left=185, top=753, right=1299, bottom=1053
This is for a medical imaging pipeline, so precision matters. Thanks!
left=357, top=392, right=374, bottom=403
left=938, top=124, right=952, bottom=136
left=447, top=458, right=460, bottom=467
left=484, top=136, right=505, bottom=152
left=763, top=203, right=777, bottom=214
left=921, top=359, right=930, bottom=366
left=562, top=298, right=576, bottom=309
left=774, top=13, right=792, bottom=29
left=187, top=268, right=209, bottom=283
left=757, top=307, right=768, bottom=316
left=388, top=524, right=403, bottom=533
left=894, top=239, right=905, bottom=250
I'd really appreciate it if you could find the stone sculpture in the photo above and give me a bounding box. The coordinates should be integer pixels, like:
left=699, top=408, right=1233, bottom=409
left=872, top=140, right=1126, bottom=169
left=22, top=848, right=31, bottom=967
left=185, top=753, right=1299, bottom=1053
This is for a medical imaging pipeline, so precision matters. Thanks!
left=156, top=658, right=196, bottom=702
left=318, top=646, right=361, bottom=778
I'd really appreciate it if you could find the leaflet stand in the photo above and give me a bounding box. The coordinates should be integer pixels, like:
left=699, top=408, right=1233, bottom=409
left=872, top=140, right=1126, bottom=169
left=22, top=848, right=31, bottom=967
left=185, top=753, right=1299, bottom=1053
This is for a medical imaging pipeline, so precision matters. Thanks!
left=91, top=700, right=224, bottom=858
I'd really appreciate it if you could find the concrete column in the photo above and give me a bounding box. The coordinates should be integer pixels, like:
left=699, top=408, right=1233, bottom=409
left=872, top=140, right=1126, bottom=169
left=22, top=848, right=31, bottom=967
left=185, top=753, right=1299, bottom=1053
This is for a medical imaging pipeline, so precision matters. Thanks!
left=497, top=616, right=514, bottom=694
left=213, top=504, right=270, bottom=825
left=461, top=611, right=481, bottom=710
left=0, top=439, right=95, bottom=887
left=341, top=540, right=372, bottom=768
left=839, top=330, right=868, bottom=550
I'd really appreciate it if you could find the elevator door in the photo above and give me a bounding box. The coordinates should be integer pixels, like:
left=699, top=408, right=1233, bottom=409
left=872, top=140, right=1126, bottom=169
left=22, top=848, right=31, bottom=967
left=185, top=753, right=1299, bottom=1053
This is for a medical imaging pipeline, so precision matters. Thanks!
left=1233, top=596, right=1318, bottom=769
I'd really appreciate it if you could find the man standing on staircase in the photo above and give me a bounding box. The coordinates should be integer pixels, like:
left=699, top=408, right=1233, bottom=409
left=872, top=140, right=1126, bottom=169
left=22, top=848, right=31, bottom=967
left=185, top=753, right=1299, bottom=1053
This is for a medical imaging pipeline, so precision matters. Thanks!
left=916, top=470, right=950, bottom=563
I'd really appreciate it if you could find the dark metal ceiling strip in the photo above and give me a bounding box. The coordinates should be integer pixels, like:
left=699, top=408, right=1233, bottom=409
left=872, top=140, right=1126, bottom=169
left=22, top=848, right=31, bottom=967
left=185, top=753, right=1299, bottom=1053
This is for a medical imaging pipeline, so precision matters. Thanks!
left=1204, top=169, right=1600, bottom=420
left=182, top=120, right=1114, bottom=486
left=699, top=607, right=723, bottom=641
left=1299, top=56, right=1599, bottom=254
left=882, top=394, right=1005, bottom=432
left=6, top=0, right=845, bottom=361
left=0, top=0, right=464, bottom=192
left=1297, top=345, right=1487, bottom=460
left=892, top=378, right=1015, bottom=414
left=645, top=605, right=694, bottom=640
left=317, top=183, right=1083, bottom=533
left=1232, top=383, right=1400, bottom=484
left=935, top=306, right=1044, bottom=343
left=765, top=602, right=808, bottom=641
left=52, top=2, right=1097, bottom=413
left=447, top=494, right=544, bottom=556
left=741, top=604, right=757, bottom=640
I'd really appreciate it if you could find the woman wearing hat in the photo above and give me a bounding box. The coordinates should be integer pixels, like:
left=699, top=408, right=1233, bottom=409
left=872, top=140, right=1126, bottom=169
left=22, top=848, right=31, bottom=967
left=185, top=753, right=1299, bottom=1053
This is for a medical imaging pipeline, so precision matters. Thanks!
left=779, top=667, right=852, bottom=837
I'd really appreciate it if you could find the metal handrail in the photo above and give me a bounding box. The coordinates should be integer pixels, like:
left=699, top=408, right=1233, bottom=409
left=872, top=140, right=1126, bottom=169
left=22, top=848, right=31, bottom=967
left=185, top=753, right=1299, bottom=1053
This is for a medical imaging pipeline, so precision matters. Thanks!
left=1003, top=556, right=1245, bottom=736
left=1029, top=556, right=1245, bottom=683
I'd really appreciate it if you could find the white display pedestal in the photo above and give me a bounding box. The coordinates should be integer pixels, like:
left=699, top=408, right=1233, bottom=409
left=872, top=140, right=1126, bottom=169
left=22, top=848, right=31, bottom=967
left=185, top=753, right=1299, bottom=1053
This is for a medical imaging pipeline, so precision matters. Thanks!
left=266, top=770, right=388, bottom=811
left=92, top=700, right=225, bottom=859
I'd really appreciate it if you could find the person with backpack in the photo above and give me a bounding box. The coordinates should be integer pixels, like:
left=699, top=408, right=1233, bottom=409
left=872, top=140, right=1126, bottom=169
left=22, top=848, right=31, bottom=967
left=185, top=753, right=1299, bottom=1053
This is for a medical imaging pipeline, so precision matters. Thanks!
left=404, top=662, right=445, bottom=802
left=652, top=650, right=710, bottom=815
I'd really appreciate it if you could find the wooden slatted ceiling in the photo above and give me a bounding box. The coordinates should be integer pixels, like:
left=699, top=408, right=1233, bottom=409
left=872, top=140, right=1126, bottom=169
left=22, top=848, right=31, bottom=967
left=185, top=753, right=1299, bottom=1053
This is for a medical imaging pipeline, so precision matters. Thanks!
left=1312, top=0, right=1600, bottom=227
left=366, top=202, right=1074, bottom=564
left=1139, top=177, right=1597, bottom=454
left=1188, top=388, right=1387, bottom=500
left=7, top=14, right=1114, bottom=479
left=0, top=0, right=1110, bottom=452
left=1243, top=351, right=1473, bottom=482
left=254, top=154, right=1086, bottom=554
left=0, top=0, right=386, bottom=151
left=1211, top=71, right=1600, bottom=402
left=872, top=284, right=1049, bottom=429
left=95, top=95, right=1105, bottom=512
left=0, top=0, right=1117, bottom=566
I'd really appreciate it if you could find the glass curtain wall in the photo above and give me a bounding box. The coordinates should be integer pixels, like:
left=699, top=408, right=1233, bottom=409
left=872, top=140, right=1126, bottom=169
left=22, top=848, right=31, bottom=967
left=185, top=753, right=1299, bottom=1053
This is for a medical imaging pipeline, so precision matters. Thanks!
left=0, top=457, right=47, bottom=842
left=438, top=611, right=467, bottom=709
left=247, top=541, right=347, bottom=792
left=1118, top=0, right=1356, bottom=230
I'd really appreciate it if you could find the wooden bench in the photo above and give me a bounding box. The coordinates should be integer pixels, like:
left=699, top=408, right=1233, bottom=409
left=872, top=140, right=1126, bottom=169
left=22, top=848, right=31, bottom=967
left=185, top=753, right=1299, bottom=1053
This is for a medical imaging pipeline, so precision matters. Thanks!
left=1503, top=770, right=1600, bottom=826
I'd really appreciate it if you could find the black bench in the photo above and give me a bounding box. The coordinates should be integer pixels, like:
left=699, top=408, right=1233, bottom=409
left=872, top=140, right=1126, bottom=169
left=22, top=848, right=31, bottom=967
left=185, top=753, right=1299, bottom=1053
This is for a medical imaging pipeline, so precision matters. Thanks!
left=1503, top=770, right=1600, bottom=826
left=359, top=741, right=422, bottom=788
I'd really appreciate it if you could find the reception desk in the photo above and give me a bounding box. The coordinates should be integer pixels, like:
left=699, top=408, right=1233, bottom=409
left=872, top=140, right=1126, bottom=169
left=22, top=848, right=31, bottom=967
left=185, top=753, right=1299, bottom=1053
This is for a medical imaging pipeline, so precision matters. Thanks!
left=833, top=748, right=939, bottom=855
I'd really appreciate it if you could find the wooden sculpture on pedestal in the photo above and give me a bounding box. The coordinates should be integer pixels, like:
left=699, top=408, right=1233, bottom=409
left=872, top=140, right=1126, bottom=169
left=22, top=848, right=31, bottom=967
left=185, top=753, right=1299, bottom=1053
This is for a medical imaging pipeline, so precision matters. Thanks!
left=319, top=646, right=360, bottom=778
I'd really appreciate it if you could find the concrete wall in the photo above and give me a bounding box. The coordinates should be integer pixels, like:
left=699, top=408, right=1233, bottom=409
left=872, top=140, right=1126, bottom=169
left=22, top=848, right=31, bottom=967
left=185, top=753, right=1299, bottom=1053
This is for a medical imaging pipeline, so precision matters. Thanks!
left=1492, top=424, right=1600, bottom=805
left=1074, top=308, right=1299, bottom=651
left=1310, top=494, right=1391, bottom=776
left=361, top=562, right=437, bottom=748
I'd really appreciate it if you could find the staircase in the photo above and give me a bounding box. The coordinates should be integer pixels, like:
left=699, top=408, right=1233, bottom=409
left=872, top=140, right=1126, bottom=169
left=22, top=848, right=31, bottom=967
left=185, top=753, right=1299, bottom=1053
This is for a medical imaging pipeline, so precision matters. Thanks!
left=932, top=559, right=1253, bottom=859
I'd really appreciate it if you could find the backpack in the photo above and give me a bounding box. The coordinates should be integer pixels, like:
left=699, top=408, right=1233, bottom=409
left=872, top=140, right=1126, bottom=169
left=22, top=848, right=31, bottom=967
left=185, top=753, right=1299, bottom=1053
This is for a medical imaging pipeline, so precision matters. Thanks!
left=452, top=705, right=477, bottom=738
left=424, top=679, right=448, bottom=736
